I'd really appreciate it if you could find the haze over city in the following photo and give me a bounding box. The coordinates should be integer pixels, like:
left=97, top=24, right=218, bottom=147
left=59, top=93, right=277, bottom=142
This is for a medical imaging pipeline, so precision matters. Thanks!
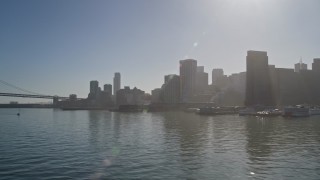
left=1, top=0, right=320, bottom=103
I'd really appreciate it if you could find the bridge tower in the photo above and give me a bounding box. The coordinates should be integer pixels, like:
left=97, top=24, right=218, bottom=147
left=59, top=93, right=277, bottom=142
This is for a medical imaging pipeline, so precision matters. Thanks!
left=53, top=96, right=59, bottom=107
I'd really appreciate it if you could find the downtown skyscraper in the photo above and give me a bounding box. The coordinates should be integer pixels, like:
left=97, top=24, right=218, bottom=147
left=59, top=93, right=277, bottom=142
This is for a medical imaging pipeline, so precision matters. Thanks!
left=179, top=59, right=197, bottom=103
left=113, top=72, right=121, bottom=96
left=245, top=51, right=273, bottom=106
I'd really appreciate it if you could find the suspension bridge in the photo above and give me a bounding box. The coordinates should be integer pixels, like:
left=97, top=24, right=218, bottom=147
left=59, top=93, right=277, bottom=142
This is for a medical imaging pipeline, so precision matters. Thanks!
left=0, top=79, right=82, bottom=104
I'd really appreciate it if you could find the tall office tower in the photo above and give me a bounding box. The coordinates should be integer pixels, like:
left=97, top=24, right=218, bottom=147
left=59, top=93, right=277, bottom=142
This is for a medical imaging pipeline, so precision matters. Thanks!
left=212, top=68, right=224, bottom=85
left=90, top=80, right=99, bottom=95
left=294, top=60, right=308, bottom=73
left=245, top=50, right=273, bottom=106
left=196, top=66, right=208, bottom=94
left=104, top=84, right=112, bottom=95
left=179, top=59, right=197, bottom=102
left=160, top=74, right=180, bottom=104
left=113, top=72, right=121, bottom=96
left=312, top=58, right=320, bottom=72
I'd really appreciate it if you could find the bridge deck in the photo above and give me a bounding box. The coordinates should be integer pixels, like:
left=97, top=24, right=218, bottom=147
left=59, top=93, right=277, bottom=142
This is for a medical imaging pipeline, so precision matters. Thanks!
left=0, top=93, right=81, bottom=100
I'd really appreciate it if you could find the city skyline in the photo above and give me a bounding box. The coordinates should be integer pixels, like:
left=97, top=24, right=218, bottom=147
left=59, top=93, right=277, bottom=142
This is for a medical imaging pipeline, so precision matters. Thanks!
left=1, top=0, right=320, bottom=103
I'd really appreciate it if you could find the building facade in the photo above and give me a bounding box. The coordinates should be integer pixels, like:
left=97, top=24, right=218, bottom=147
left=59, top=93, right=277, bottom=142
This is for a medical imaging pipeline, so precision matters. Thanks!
left=212, top=68, right=224, bottom=85
left=151, top=88, right=161, bottom=103
left=113, top=72, right=121, bottom=96
left=312, top=58, right=320, bottom=72
left=179, top=59, right=197, bottom=103
left=245, top=50, right=274, bottom=106
left=195, top=66, right=208, bottom=95
left=160, top=74, right=180, bottom=104
left=104, top=84, right=112, bottom=95
left=116, top=86, right=145, bottom=106
left=294, top=61, right=307, bottom=73
left=90, top=80, right=99, bottom=95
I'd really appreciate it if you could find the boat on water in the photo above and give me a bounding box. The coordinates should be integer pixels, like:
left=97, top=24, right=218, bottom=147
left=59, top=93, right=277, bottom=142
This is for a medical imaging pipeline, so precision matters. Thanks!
left=309, top=107, right=320, bottom=115
left=282, top=106, right=310, bottom=117
left=239, top=107, right=282, bottom=117
left=256, top=109, right=282, bottom=117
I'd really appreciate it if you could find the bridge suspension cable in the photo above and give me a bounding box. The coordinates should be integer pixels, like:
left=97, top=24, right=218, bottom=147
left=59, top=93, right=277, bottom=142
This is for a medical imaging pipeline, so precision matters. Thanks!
left=0, top=79, right=48, bottom=96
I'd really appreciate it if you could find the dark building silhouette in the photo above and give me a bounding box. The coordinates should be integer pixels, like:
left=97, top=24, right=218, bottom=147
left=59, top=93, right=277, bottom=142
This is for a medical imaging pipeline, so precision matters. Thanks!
left=195, top=66, right=208, bottom=95
left=300, top=69, right=320, bottom=104
left=160, top=74, right=180, bottom=104
left=312, top=58, right=320, bottom=72
left=244, top=51, right=320, bottom=106
left=87, top=80, right=113, bottom=107
left=180, top=59, right=197, bottom=103
left=69, top=94, right=77, bottom=101
left=273, top=68, right=305, bottom=106
left=104, top=84, right=112, bottom=95
left=116, top=86, right=145, bottom=106
left=113, top=72, right=121, bottom=96
left=90, top=80, right=99, bottom=95
left=245, top=50, right=274, bottom=106
left=151, top=88, right=161, bottom=103
left=294, top=61, right=307, bottom=73
left=212, top=68, right=224, bottom=85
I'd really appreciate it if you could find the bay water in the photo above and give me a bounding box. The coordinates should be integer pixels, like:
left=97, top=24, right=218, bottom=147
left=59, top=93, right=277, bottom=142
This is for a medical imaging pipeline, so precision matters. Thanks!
left=0, top=109, right=319, bottom=179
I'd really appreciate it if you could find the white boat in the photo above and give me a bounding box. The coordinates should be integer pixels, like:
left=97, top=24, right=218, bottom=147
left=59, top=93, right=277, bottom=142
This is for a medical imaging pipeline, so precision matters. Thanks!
left=239, top=108, right=282, bottom=117
left=309, top=107, right=320, bottom=115
left=256, top=109, right=282, bottom=117
left=282, top=106, right=310, bottom=117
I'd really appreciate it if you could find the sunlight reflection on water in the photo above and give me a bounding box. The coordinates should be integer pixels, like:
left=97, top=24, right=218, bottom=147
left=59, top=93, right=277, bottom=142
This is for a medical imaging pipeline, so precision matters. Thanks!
left=0, top=109, right=320, bottom=179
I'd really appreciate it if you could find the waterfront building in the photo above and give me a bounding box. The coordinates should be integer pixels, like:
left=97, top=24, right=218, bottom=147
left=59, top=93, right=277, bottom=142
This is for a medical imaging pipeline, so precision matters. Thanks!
left=179, top=59, right=197, bottom=103
left=245, top=50, right=274, bottom=106
left=151, top=88, right=161, bottom=103
left=228, top=72, right=246, bottom=95
left=294, top=61, right=307, bottom=73
left=195, top=66, right=208, bottom=95
left=212, top=69, right=224, bottom=85
left=273, top=68, right=303, bottom=106
left=90, top=80, right=99, bottom=95
left=113, top=72, right=121, bottom=96
left=116, top=86, right=145, bottom=106
left=244, top=52, right=320, bottom=106
left=160, top=74, right=180, bottom=104
left=312, top=58, right=320, bottom=72
left=69, top=94, right=77, bottom=101
left=104, top=84, right=112, bottom=95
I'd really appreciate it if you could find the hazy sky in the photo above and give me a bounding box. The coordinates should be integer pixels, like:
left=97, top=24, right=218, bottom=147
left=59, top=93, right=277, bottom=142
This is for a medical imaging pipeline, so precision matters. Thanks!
left=1, top=0, right=320, bottom=103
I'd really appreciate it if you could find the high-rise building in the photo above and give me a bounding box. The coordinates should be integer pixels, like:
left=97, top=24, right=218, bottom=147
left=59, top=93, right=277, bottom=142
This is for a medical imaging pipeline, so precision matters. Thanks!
left=104, top=84, right=112, bottom=95
left=312, top=58, right=320, bottom=72
left=113, top=72, right=121, bottom=96
left=90, top=80, right=99, bottom=95
left=294, top=61, right=307, bottom=73
left=151, top=88, right=161, bottom=103
left=160, top=74, right=180, bottom=104
left=245, top=50, right=273, bottom=106
left=196, top=66, right=208, bottom=94
left=212, top=69, right=224, bottom=85
left=197, top=66, right=204, bottom=73
left=179, top=59, right=197, bottom=102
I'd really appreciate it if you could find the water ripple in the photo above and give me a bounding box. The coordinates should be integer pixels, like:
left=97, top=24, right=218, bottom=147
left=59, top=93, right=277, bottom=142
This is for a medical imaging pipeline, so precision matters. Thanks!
left=0, top=109, right=320, bottom=179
